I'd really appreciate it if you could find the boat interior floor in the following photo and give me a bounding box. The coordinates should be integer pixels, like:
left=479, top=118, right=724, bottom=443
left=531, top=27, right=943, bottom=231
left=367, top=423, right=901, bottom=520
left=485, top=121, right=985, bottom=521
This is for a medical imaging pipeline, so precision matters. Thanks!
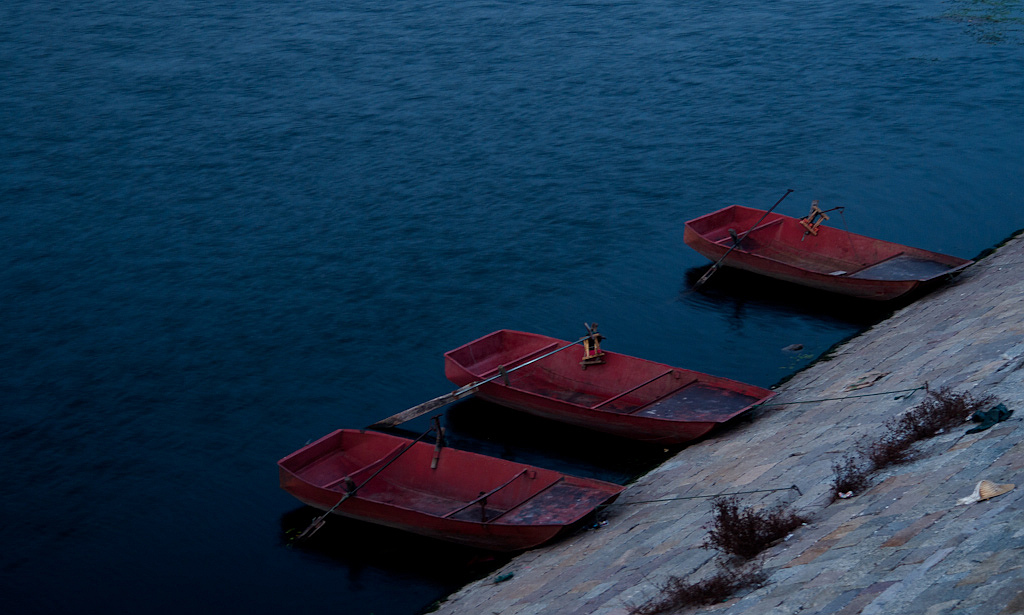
left=635, top=384, right=760, bottom=421
left=497, top=481, right=614, bottom=524
left=847, top=254, right=955, bottom=280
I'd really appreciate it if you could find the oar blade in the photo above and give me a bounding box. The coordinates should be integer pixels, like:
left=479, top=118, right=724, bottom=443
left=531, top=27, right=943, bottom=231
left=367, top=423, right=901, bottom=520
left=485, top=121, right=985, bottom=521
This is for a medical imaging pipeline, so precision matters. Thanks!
left=295, top=515, right=327, bottom=542
left=366, top=389, right=471, bottom=430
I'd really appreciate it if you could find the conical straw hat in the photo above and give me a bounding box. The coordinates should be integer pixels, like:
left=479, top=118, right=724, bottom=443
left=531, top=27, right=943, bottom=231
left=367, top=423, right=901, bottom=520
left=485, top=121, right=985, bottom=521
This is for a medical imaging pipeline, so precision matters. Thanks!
left=957, top=480, right=1015, bottom=505
left=977, top=480, right=1015, bottom=500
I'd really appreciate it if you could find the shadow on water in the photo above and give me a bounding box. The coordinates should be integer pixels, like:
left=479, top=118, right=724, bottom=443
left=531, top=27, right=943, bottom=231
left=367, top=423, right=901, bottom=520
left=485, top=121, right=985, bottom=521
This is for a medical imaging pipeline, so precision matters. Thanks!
left=279, top=508, right=509, bottom=612
left=679, top=265, right=901, bottom=327
left=439, top=397, right=677, bottom=485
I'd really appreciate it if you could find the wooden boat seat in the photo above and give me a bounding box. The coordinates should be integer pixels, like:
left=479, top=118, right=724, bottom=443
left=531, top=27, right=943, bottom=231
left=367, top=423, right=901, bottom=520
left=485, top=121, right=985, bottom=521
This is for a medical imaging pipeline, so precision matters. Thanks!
left=442, top=469, right=533, bottom=522
left=591, top=369, right=680, bottom=413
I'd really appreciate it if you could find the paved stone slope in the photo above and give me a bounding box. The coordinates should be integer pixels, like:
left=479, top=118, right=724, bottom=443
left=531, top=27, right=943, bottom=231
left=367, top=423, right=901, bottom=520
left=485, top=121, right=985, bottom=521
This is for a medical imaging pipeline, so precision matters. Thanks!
left=433, top=235, right=1024, bottom=615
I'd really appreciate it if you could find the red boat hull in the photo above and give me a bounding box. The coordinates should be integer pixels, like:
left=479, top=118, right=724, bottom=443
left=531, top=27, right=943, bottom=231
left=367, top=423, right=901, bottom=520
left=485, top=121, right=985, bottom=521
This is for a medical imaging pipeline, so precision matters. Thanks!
left=444, top=330, right=775, bottom=444
left=684, top=205, right=972, bottom=301
left=278, top=429, right=623, bottom=551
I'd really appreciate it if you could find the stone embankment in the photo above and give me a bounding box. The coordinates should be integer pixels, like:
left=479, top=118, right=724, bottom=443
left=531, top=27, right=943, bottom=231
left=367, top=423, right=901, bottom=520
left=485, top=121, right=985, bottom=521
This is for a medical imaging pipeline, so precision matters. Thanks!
left=433, top=234, right=1024, bottom=615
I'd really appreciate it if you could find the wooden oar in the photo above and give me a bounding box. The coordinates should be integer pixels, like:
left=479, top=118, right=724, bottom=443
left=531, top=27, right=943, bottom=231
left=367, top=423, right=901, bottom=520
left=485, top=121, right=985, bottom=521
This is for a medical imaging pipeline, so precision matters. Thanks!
left=367, top=336, right=589, bottom=430
left=692, top=188, right=794, bottom=290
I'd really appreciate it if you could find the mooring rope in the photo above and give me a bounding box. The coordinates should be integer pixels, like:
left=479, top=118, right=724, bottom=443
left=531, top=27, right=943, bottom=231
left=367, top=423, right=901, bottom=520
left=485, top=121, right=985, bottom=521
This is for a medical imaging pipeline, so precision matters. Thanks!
left=970, top=258, right=1024, bottom=269
left=620, top=484, right=802, bottom=506
left=757, top=385, right=924, bottom=407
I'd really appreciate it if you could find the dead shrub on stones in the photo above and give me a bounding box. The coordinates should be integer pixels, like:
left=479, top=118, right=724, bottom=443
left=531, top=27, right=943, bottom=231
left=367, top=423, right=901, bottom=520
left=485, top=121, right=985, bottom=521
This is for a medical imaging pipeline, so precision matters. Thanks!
left=702, top=497, right=808, bottom=560
left=629, top=497, right=798, bottom=614
left=629, top=561, right=768, bottom=615
left=897, top=386, right=995, bottom=440
left=859, top=430, right=916, bottom=469
left=830, top=386, right=997, bottom=500
left=864, top=386, right=995, bottom=470
left=830, top=454, right=872, bottom=498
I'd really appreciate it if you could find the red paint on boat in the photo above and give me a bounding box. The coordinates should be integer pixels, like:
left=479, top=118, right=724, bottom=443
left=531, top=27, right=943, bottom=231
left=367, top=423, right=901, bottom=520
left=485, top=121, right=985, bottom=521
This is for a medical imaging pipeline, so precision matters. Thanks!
left=278, top=429, right=623, bottom=551
left=684, top=205, right=972, bottom=301
left=444, top=330, right=775, bottom=444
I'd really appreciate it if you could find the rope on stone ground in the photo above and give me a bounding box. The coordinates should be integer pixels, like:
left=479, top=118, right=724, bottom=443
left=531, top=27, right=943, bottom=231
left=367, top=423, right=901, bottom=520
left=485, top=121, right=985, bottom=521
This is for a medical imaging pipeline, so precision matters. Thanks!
left=620, top=484, right=802, bottom=505
left=970, top=259, right=1024, bottom=269
left=757, top=385, right=924, bottom=407
left=612, top=389, right=924, bottom=507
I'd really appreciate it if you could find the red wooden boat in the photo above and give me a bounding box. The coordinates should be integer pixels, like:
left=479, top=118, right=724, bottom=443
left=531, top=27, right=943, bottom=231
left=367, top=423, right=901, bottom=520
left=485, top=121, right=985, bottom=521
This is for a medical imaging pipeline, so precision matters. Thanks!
left=684, top=204, right=973, bottom=301
left=278, top=429, right=623, bottom=551
left=444, top=330, right=775, bottom=444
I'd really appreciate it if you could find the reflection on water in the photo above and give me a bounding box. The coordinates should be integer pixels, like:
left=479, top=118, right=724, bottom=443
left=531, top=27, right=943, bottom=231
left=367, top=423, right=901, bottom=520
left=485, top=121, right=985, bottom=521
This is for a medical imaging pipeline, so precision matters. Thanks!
left=681, top=266, right=901, bottom=328
left=440, top=398, right=676, bottom=485
left=279, top=507, right=508, bottom=589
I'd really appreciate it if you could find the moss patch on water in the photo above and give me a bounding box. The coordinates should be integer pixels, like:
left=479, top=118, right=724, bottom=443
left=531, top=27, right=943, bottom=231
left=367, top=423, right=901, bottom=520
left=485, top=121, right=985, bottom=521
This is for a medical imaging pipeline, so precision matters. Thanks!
left=943, top=0, right=1024, bottom=44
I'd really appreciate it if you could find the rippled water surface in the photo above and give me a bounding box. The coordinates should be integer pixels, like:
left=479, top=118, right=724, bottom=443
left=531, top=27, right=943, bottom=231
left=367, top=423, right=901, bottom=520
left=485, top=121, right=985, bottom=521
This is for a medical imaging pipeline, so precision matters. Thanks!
left=2, top=1, right=1023, bottom=613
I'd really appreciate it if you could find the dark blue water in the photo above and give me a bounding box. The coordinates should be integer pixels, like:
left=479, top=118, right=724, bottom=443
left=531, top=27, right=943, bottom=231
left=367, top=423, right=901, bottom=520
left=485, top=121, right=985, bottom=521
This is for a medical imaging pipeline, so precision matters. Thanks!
left=3, top=1, right=1023, bottom=613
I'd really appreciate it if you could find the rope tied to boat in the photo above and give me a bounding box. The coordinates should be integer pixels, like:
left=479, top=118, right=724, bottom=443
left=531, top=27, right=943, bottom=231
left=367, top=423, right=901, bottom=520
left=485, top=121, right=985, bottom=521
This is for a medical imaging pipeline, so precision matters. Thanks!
left=756, top=385, right=925, bottom=408
left=620, top=484, right=802, bottom=506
